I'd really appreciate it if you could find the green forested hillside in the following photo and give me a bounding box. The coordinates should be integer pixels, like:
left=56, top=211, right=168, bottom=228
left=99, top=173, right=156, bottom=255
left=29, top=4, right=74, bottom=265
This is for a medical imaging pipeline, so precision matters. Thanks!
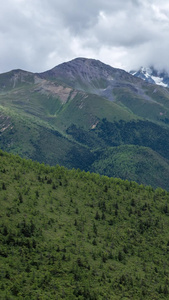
left=1, top=150, right=169, bottom=299
left=66, top=119, right=169, bottom=190
left=90, top=145, right=169, bottom=189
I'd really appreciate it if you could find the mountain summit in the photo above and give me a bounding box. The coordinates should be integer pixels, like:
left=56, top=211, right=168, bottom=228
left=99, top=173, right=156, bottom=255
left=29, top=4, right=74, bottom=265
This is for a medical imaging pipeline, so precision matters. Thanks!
left=130, top=66, right=169, bottom=87
left=41, top=57, right=139, bottom=84
left=40, top=57, right=141, bottom=101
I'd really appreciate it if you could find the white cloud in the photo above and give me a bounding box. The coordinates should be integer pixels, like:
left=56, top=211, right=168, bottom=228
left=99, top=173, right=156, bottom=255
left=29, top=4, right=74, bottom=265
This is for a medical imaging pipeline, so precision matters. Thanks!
left=1, top=0, right=169, bottom=73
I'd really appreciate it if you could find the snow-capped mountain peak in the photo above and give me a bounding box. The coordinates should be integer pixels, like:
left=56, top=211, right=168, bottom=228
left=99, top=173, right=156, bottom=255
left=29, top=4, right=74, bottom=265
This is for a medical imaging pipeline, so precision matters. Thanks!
left=130, top=66, right=169, bottom=88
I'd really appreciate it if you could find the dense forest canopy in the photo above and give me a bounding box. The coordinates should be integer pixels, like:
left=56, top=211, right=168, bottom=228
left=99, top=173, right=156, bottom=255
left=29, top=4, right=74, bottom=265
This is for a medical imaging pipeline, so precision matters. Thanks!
left=1, top=150, right=169, bottom=299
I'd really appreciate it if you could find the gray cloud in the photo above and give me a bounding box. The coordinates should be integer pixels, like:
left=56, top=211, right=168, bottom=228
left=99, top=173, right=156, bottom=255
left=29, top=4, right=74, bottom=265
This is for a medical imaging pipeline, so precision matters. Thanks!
left=1, top=0, right=169, bottom=73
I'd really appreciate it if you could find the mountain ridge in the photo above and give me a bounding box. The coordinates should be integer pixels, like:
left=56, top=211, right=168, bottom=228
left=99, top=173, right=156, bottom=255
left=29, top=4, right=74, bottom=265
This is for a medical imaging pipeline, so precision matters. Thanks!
left=40, top=57, right=145, bottom=101
left=1, top=57, right=169, bottom=189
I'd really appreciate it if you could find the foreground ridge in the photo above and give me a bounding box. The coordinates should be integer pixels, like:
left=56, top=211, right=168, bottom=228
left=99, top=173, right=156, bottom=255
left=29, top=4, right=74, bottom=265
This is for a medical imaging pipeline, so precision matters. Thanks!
left=1, top=150, right=169, bottom=299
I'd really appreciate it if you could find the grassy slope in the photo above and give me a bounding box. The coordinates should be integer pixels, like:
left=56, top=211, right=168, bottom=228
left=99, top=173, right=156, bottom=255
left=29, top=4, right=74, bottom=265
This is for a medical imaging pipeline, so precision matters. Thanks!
left=0, top=77, right=136, bottom=132
left=0, top=106, right=94, bottom=169
left=113, top=86, right=169, bottom=125
left=43, top=92, right=136, bottom=132
left=1, top=151, right=169, bottom=299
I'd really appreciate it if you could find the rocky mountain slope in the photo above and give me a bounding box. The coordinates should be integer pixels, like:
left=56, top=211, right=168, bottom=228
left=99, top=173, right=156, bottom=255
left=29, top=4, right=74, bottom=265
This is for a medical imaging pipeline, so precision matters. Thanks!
left=130, top=66, right=169, bottom=88
left=40, top=58, right=142, bottom=101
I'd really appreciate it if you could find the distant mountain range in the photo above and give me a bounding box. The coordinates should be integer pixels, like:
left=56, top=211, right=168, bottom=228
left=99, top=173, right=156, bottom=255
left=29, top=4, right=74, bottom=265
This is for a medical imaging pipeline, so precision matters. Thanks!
left=1, top=57, right=169, bottom=189
left=130, top=66, right=169, bottom=87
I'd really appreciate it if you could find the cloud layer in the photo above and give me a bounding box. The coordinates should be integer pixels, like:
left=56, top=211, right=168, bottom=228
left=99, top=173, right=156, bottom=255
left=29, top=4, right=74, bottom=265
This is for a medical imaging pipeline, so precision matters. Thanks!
left=1, top=0, right=169, bottom=73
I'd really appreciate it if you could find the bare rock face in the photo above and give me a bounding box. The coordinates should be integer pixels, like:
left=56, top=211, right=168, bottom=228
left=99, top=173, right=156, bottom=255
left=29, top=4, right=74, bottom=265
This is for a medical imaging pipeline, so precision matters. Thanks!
left=40, top=57, right=143, bottom=101
left=0, top=58, right=147, bottom=102
left=0, top=69, right=34, bottom=90
left=33, top=76, right=77, bottom=104
left=40, top=57, right=137, bottom=83
left=130, top=66, right=169, bottom=88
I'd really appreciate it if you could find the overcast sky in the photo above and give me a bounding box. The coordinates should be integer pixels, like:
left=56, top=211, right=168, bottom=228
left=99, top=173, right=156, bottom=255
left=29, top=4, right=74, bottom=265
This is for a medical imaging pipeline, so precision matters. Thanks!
left=1, top=0, right=169, bottom=73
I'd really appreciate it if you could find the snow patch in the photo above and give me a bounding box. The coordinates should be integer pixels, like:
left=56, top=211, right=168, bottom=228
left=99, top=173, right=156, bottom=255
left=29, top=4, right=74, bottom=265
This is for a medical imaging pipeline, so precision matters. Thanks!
left=130, top=66, right=169, bottom=88
left=151, top=76, right=168, bottom=87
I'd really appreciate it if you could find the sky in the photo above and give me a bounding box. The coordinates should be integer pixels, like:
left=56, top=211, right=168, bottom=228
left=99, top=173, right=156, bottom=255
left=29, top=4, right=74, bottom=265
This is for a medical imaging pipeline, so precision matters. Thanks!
left=1, top=0, right=169, bottom=73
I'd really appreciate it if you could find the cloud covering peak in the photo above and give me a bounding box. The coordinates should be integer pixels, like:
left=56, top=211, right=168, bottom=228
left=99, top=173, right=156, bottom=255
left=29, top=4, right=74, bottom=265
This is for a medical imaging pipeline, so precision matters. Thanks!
left=1, top=0, right=169, bottom=73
